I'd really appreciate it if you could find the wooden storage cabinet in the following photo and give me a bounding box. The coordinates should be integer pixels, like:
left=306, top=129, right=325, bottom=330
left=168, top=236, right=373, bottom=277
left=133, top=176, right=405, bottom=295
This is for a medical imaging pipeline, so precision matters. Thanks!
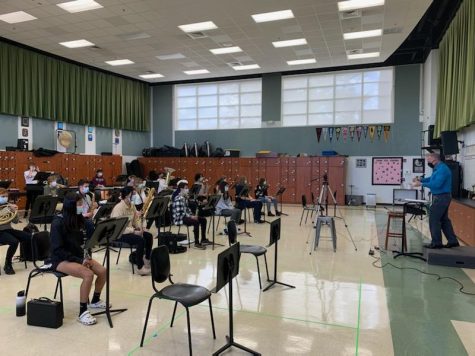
left=449, top=199, right=475, bottom=246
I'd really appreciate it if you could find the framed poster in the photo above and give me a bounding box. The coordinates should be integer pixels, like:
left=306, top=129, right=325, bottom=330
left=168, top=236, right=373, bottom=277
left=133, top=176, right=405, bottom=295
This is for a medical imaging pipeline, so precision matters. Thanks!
left=372, top=157, right=403, bottom=185
left=21, top=116, right=29, bottom=127
left=413, top=158, right=425, bottom=174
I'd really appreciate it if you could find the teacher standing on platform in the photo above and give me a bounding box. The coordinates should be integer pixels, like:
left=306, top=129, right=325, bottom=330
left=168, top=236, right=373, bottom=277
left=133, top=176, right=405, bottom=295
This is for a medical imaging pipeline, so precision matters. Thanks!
left=412, top=153, right=459, bottom=249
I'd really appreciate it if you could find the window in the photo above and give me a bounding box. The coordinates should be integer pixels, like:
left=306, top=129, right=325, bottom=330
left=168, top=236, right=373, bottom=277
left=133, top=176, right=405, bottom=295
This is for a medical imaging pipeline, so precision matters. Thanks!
left=175, top=79, right=262, bottom=130
left=282, top=68, right=394, bottom=127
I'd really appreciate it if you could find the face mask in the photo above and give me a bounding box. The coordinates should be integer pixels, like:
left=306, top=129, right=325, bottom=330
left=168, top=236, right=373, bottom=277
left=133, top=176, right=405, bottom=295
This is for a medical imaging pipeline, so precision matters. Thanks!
left=76, top=206, right=83, bottom=215
left=263, top=181, right=267, bottom=185
left=0, top=197, right=8, bottom=205
left=199, top=177, right=204, bottom=182
left=132, top=194, right=142, bottom=205
left=51, top=181, right=57, bottom=187
left=428, top=162, right=434, bottom=169
left=82, top=187, right=89, bottom=194
left=139, top=183, right=145, bottom=189
left=224, top=186, right=229, bottom=192
left=97, top=173, right=103, bottom=177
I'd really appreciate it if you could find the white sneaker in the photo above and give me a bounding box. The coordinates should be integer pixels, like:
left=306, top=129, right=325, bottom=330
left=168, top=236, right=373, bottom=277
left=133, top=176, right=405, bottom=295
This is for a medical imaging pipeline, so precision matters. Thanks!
left=88, top=300, right=110, bottom=309
left=143, top=256, right=151, bottom=267
left=137, top=265, right=151, bottom=276
left=78, top=310, right=97, bottom=326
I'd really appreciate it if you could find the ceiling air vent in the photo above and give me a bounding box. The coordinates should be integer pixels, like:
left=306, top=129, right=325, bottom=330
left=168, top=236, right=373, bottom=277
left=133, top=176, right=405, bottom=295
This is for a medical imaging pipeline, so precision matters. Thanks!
left=346, top=49, right=363, bottom=55
left=227, top=61, right=242, bottom=68
left=340, top=10, right=361, bottom=20
left=383, top=27, right=403, bottom=35
left=187, top=31, right=208, bottom=39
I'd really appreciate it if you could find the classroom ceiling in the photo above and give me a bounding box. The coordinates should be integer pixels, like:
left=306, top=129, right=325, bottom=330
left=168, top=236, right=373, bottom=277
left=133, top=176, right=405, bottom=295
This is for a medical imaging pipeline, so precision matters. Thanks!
left=0, top=0, right=433, bottom=83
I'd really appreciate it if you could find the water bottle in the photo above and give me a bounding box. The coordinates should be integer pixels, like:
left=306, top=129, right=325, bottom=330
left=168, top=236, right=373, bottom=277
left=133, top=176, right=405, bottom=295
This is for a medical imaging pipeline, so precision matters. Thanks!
left=16, top=290, right=26, bottom=317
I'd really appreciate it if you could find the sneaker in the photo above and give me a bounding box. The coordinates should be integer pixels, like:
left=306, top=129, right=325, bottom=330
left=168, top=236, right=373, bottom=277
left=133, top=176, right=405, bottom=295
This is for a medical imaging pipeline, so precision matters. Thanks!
left=143, top=256, right=151, bottom=267
left=223, top=228, right=228, bottom=235
left=276, top=211, right=281, bottom=216
left=3, top=264, right=15, bottom=275
left=137, top=266, right=151, bottom=276
left=267, top=212, right=275, bottom=217
left=194, top=243, right=206, bottom=250
left=201, top=239, right=212, bottom=245
left=78, top=310, right=97, bottom=326
left=254, top=220, right=265, bottom=224
left=88, top=300, right=110, bottom=309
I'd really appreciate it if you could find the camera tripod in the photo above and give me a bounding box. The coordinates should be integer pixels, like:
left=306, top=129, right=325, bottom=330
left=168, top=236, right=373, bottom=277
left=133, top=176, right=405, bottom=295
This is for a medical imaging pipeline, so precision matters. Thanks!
left=310, top=176, right=357, bottom=251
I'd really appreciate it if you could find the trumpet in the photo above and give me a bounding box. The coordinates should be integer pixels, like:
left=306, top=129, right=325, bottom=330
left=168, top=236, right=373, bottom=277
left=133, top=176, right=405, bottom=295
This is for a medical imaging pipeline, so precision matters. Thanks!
left=0, top=203, right=18, bottom=225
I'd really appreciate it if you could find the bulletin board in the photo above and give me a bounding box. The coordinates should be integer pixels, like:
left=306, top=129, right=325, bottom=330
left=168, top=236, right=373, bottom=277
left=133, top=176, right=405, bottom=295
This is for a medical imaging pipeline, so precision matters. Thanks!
left=372, top=157, right=403, bottom=185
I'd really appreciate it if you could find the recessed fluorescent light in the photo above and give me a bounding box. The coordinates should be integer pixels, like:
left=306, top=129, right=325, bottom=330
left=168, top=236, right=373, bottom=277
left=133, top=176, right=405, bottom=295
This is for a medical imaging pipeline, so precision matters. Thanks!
left=105, top=59, right=134, bottom=66
left=337, top=0, right=385, bottom=12
left=287, top=58, right=316, bottom=66
left=156, top=53, right=186, bottom=60
left=184, top=69, right=210, bottom=75
left=178, top=21, right=217, bottom=33
left=57, top=0, right=103, bottom=13
left=272, top=38, right=307, bottom=48
left=0, top=11, right=37, bottom=24
left=210, top=46, right=242, bottom=55
left=251, top=9, right=294, bottom=23
left=347, top=52, right=380, bottom=60
left=232, top=64, right=260, bottom=71
left=59, top=39, right=95, bottom=48
left=139, top=74, right=164, bottom=79
left=343, top=29, right=382, bottom=40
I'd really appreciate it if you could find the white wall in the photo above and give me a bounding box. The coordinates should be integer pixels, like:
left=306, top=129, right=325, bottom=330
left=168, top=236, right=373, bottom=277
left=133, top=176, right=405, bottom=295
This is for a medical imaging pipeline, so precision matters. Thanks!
left=459, top=125, right=475, bottom=190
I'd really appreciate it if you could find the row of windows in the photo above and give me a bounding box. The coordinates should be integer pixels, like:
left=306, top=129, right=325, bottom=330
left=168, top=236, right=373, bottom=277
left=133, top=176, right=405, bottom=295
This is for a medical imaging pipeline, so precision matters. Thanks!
left=174, top=68, right=394, bottom=130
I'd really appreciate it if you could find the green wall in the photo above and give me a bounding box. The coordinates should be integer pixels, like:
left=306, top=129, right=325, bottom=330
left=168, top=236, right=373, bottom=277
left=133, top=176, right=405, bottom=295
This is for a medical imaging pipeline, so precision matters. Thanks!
left=163, top=65, right=422, bottom=156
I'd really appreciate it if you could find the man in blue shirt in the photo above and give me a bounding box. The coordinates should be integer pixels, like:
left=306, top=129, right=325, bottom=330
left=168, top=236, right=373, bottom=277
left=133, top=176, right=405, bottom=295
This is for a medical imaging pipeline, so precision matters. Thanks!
left=413, top=153, right=459, bottom=249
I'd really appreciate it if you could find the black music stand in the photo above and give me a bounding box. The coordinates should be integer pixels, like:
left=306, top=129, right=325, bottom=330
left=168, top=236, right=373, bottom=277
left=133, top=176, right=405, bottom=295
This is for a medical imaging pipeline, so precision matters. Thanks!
left=29, top=195, right=59, bottom=230
left=201, top=194, right=223, bottom=250
left=236, top=186, right=252, bottom=237
left=85, top=217, right=129, bottom=328
left=263, top=218, right=296, bottom=292
left=146, top=196, right=170, bottom=233
left=93, top=202, right=116, bottom=224
left=212, top=243, right=261, bottom=356
left=275, top=187, right=287, bottom=216
left=0, top=181, right=11, bottom=189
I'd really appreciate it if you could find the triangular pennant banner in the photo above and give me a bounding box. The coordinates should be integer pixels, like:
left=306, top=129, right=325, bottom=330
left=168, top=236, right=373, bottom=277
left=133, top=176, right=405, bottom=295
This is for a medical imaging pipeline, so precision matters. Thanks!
left=356, top=126, right=363, bottom=142
left=349, top=126, right=356, bottom=141
left=328, top=127, right=334, bottom=142
left=377, top=125, right=383, bottom=140
left=369, top=126, right=376, bottom=142
left=383, top=125, right=391, bottom=142
left=316, top=127, right=322, bottom=142
left=335, top=127, right=341, bottom=141
left=342, top=127, right=348, bottom=143
left=363, top=126, right=369, bottom=138
left=322, top=128, right=328, bottom=142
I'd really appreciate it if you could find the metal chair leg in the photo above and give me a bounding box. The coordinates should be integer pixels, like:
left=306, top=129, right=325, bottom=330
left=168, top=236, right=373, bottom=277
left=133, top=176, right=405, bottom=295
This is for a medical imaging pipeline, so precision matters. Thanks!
left=263, top=253, right=270, bottom=281
left=170, top=301, right=178, bottom=327
left=305, top=209, right=310, bottom=224
left=54, top=279, right=60, bottom=299
left=254, top=255, right=262, bottom=289
left=116, top=245, right=122, bottom=265
left=208, top=298, right=216, bottom=339
left=300, top=209, right=305, bottom=226
left=140, top=296, right=155, bottom=347
left=130, top=246, right=135, bottom=274
left=185, top=308, right=193, bottom=356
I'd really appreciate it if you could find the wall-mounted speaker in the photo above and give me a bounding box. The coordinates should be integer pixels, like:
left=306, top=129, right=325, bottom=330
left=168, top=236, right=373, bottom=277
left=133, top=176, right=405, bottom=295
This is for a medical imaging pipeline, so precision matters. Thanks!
left=441, top=131, right=459, bottom=155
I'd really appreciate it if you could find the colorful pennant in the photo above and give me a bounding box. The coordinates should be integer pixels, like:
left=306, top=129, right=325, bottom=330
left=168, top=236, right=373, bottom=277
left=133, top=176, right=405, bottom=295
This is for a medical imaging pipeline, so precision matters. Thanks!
left=328, top=127, right=334, bottom=142
left=383, top=125, right=391, bottom=142
left=342, top=127, right=348, bottom=143
left=349, top=126, right=355, bottom=141
left=369, top=126, right=376, bottom=142
left=316, top=127, right=322, bottom=142
left=377, top=125, right=383, bottom=140
left=363, top=126, right=369, bottom=138
left=322, top=128, right=328, bottom=142
left=335, top=127, right=341, bottom=141
left=356, top=126, right=363, bottom=142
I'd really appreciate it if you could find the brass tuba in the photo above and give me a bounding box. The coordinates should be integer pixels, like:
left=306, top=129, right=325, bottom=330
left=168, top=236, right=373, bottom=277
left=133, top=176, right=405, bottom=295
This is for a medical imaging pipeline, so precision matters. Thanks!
left=141, top=187, right=156, bottom=227
left=0, top=204, right=18, bottom=225
left=164, top=167, right=176, bottom=186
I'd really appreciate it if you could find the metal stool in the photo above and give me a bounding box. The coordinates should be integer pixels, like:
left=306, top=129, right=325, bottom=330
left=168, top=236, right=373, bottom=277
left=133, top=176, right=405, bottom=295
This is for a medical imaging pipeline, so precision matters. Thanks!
left=312, top=216, right=337, bottom=252
left=385, top=212, right=406, bottom=252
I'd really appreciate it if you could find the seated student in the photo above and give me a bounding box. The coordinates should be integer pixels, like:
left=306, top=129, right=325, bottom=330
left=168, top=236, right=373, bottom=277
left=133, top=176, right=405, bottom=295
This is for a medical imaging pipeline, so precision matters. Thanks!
left=235, top=177, right=264, bottom=223
left=131, top=178, right=147, bottom=211
left=43, top=175, right=60, bottom=197
left=77, top=179, right=96, bottom=240
left=0, top=188, right=32, bottom=275
left=189, top=173, right=209, bottom=216
left=255, top=178, right=280, bottom=216
left=110, top=186, right=152, bottom=275
left=50, top=192, right=107, bottom=326
left=91, top=169, right=107, bottom=200
left=215, top=181, right=242, bottom=223
left=171, top=180, right=210, bottom=249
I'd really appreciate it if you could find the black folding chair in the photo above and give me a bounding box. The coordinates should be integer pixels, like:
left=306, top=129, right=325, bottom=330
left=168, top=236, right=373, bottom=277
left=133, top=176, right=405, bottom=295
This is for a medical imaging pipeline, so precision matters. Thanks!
left=140, top=246, right=216, bottom=356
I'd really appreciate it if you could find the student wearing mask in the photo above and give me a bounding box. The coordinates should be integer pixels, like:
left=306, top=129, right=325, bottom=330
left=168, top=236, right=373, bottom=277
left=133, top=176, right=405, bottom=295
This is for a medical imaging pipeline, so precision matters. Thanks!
left=0, top=188, right=32, bottom=275
left=255, top=178, right=280, bottom=216
left=43, top=175, right=61, bottom=197
left=91, top=169, right=106, bottom=188
left=235, top=176, right=264, bottom=223
left=215, top=181, right=242, bottom=223
left=171, top=180, right=210, bottom=249
left=131, top=178, right=147, bottom=211
left=77, top=179, right=96, bottom=240
left=110, top=186, right=153, bottom=275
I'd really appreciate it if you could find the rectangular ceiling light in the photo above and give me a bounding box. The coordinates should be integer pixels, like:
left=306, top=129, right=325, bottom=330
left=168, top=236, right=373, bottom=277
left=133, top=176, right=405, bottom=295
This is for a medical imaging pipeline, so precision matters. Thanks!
left=343, top=29, right=382, bottom=40
left=272, top=38, right=307, bottom=48
left=105, top=59, right=134, bottom=66
left=59, top=39, right=95, bottom=48
left=337, top=0, right=385, bottom=12
left=57, top=0, right=103, bottom=13
left=178, top=21, right=217, bottom=33
left=251, top=9, right=294, bottom=23
left=139, top=74, right=164, bottom=79
left=347, top=52, right=380, bottom=60
left=156, top=53, right=186, bottom=60
left=0, top=11, right=37, bottom=24
left=184, top=69, right=210, bottom=75
left=210, top=46, right=242, bottom=55
left=232, top=64, right=260, bottom=71
left=287, top=58, right=316, bottom=66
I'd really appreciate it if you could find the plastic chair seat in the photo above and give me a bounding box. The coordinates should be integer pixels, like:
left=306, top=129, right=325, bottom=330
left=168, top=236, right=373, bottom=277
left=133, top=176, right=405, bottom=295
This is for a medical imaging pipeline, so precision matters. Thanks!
left=240, top=244, right=267, bottom=256
left=158, top=283, right=211, bottom=307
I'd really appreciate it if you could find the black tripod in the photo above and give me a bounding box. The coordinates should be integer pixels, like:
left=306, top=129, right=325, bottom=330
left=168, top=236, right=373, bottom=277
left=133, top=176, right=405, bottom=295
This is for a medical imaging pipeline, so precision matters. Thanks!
left=213, top=243, right=261, bottom=356
left=263, top=218, right=295, bottom=292
left=85, top=217, right=129, bottom=328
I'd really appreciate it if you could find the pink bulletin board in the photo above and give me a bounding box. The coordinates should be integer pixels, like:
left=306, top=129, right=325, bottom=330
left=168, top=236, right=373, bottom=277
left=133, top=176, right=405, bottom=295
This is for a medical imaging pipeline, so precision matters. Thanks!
left=372, top=157, right=403, bottom=185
